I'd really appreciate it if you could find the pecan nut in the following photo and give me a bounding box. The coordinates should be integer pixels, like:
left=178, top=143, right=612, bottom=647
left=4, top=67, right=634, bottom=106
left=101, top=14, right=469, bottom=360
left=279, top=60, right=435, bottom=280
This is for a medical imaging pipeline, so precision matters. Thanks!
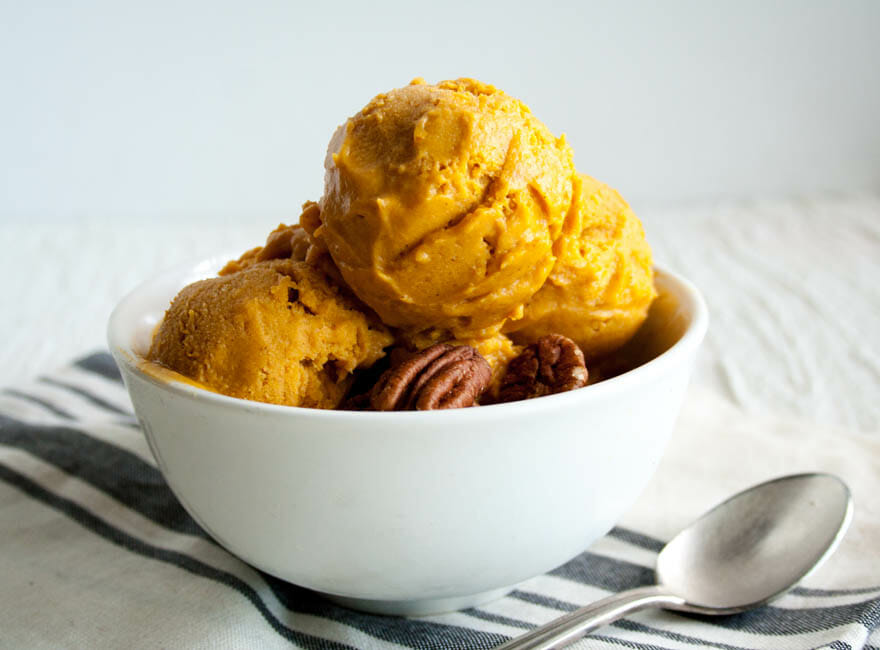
left=370, top=344, right=492, bottom=411
left=498, top=334, right=588, bottom=403
left=340, top=391, right=372, bottom=411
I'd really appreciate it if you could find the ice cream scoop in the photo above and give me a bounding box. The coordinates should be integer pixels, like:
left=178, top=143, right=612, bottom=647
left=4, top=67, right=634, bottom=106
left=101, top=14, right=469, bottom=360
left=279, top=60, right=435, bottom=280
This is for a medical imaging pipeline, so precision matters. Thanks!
left=148, top=259, right=392, bottom=408
left=317, top=78, right=575, bottom=340
left=507, top=174, right=655, bottom=360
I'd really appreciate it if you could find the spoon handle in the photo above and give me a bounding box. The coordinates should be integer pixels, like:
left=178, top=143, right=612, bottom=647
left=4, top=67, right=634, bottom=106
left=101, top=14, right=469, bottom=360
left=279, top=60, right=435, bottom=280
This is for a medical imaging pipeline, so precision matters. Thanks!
left=495, top=585, right=685, bottom=650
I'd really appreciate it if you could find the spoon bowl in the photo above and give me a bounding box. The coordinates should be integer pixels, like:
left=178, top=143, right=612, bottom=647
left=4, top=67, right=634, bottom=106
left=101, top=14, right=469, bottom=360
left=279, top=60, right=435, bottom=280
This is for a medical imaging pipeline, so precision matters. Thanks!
left=499, top=473, right=853, bottom=649
left=658, top=473, right=852, bottom=613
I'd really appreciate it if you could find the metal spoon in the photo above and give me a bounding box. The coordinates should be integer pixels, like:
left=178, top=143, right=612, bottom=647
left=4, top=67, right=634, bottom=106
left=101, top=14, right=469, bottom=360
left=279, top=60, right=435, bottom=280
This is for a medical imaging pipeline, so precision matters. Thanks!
left=498, top=473, right=852, bottom=650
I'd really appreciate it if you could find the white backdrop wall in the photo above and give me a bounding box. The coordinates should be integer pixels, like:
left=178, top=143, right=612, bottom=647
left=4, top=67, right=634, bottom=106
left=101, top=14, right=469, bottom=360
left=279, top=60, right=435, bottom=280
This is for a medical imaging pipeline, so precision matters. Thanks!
left=1, top=0, right=878, bottom=224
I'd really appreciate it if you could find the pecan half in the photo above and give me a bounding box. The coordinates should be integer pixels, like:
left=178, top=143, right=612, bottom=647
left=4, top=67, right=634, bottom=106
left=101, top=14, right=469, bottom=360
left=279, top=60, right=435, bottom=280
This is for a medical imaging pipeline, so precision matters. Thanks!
left=498, top=334, right=588, bottom=403
left=340, top=391, right=372, bottom=411
left=370, top=344, right=492, bottom=411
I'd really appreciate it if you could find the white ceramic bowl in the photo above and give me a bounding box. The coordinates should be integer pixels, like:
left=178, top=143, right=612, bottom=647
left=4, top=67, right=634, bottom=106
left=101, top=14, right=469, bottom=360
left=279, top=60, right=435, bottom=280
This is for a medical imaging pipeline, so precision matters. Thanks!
left=108, top=256, right=708, bottom=616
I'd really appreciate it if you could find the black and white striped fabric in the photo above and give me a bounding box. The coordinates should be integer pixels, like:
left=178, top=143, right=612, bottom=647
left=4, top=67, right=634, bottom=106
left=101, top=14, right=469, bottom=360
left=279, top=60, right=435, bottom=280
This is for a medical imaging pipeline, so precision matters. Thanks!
left=1, top=352, right=879, bottom=649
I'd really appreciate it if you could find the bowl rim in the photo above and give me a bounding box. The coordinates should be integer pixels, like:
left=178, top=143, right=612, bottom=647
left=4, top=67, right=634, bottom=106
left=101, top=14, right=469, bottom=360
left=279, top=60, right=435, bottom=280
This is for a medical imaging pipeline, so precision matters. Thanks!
left=108, top=258, right=708, bottom=422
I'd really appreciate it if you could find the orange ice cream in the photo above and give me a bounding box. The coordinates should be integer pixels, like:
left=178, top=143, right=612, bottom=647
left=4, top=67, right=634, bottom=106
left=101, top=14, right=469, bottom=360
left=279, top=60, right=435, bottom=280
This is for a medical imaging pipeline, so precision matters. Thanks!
left=148, top=259, right=392, bottom=408
left=506, top=174, right=655, bottom=360
left=219, top=222, right=312, bottom=275
left=147, top=78, right=656, bottom=410
left=317, top=78, right=575, bottom=341
left=461, top=333, right=522, bottom=397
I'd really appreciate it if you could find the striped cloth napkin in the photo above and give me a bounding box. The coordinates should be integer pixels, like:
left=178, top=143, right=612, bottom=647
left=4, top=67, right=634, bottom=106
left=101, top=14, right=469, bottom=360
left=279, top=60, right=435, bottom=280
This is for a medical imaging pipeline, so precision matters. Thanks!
left=1, top=352, right=878, bottom=649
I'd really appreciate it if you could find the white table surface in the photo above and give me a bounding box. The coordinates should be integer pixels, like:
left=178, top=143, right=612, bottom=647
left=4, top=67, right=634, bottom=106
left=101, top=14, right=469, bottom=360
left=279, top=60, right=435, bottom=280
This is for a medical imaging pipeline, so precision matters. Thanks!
left=2, top=192, right=879, bottom=433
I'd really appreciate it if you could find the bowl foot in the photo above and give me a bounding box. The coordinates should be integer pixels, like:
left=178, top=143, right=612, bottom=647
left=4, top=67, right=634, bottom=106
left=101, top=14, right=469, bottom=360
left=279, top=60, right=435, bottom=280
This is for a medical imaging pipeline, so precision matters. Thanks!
left=324, top=584, right=517, bottom=616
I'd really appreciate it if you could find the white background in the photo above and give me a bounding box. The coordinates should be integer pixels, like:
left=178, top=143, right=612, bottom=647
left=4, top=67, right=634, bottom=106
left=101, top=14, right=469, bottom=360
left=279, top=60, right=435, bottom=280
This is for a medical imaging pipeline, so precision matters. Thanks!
left=1, top=1, right=879, bottom=431
left=2, top=0, right=878, bottom=220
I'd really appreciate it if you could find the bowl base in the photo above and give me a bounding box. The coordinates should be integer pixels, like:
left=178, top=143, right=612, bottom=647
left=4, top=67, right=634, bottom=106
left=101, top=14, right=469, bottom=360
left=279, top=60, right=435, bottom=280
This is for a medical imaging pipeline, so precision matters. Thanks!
left=324, top=584, right=517, bottom=616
